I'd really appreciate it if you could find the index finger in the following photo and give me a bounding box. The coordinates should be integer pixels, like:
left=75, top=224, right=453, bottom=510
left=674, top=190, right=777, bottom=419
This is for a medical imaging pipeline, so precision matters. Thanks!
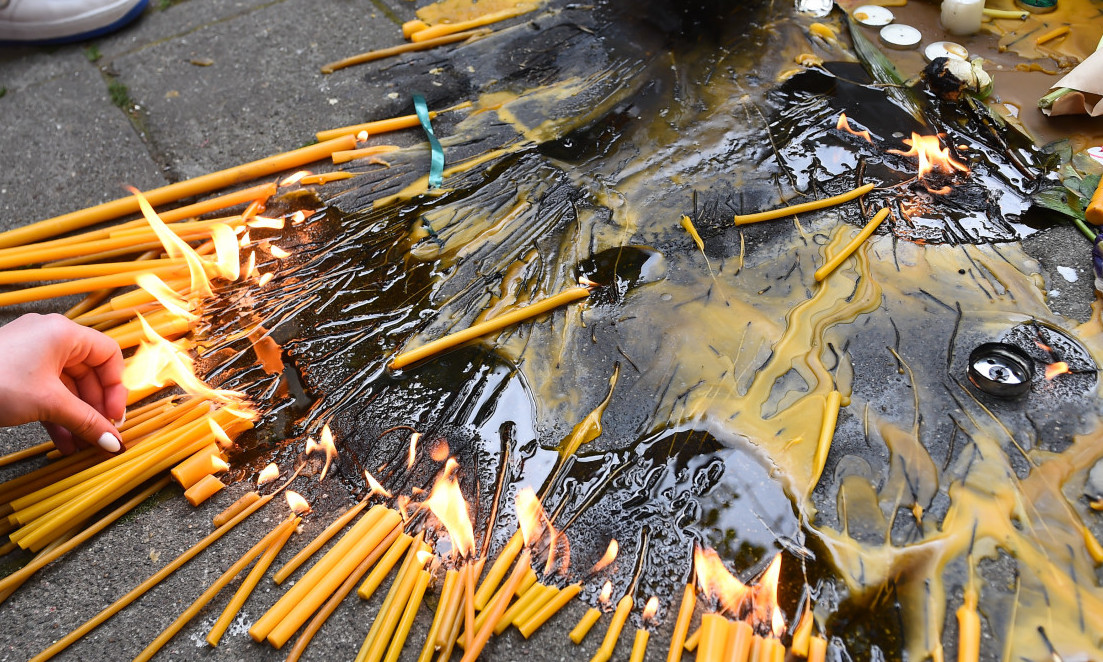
left=60, top=323, right=128, bottom=422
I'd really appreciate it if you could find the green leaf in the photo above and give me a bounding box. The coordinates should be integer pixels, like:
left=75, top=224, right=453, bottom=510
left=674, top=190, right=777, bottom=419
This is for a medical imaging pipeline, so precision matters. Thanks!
left=1034, top=186, right=1083, bottom=218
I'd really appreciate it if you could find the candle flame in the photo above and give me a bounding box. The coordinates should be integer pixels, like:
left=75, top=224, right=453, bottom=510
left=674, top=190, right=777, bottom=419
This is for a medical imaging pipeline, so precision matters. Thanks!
left=269, top=245, right=291, bottom=259
left=430, top=439, right=450, bottom=462
left=643, top=596, right=660, bottom=623
left=209, top=223, right=241, bottom=282
left=591, top=539, right=619, bottom=573
left=772, top=606, right=785, bottom=638
left=243, top=251, right=257, bottom=278
left=888, top=132, right=969, bottom=180
left=599, top=581, right=613, bottom=605
left=357, top=130, right=370, bottom=141
left=578, top=276, right=600, bottom=287
left=835, top=113, right=872, bottom=143
left=694, top=545, right=749, bottom=615
left=286, top=490, right=311, bottom=514
left=751, top=553, right=783, bottom=631
left=305, top=424, right=338, bottom=481
left=1045, top=361, right=1070, bottom=380
left=515, top=487, right=552, bottom=548
left=208, top=419, right=234, bottom=449
left=239, top=230, right=252, bottom=248
left=289, top=210, right=307, bottom=225
left=417, top=550, right=435, bottom=566
left=407, top=432, right=421, bottom=470
left=280, top=171, right=310, bottom=186
left=258, top=272, right=274, bottom=287
left=424, top=458, right=476, bottom=558
left=258, top=463, right=280, bottom=485
left=129, top=187, right=214, bottom=298
left=247, top=216, right=285, bottom=230
left=364, top=469, right=392, bottom=497
left=135, top=273, right=198, bottom=321
left=395, top=494, right=412, bottom=521
left=122, top=314, right=244, bottom=405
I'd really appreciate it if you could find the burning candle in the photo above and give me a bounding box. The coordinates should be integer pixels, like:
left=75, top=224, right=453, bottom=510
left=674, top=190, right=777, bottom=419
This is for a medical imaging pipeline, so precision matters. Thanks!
left=207, top=515, right=298, bottom=646
left=300, top=172, right=355, bottom=185
left=321, top=29, right=493, bottom=73
left=249, top=505, right=391, bottom=643
left=940, top=0, right=984, bottom=34
left=355, top=539, right=431, bottom=662
left=474, top=530, right=523, bottom=609
left=459, top=549, right=533, bottom=662
left=183, top=473, right=225, bottom=506
left=170, top=443, right=228, bottom=489
left=698, top=613, right=731, bottom=661
left=726, top=620, right=754, bottom=662
left=358, top=531, right=415, bottom=600
left=418, top=568, right=459, bottom=662
left=591, top=594, right=634, bottom=662
left=134, top=515, right=299, bottom=662
left=409, top=5, right=533, bottom=42
left=512, top=584, right=557, bottom=631
left=389, top=286, right=591, bottom=370
left=667, top=583, right=696, bottom=662
left=517, top=583, right=580, bottom=638
left=274, top=499, right=369, bottom=584
left=733, top=183, right=875, bottom=226
left=493, top=582, right=546, bottom=635
left=30, top=493, right=271, bottom=662
left=629, top=596, right=660, bottom=662
left=382, top=566, right=433, bottom=662
left=813, top=207, right=892, bottom=282
left=317, top=114, right=436, bottom=143
left=0, top=136, right=356, bottom=250
left=808, top=636, right=828, bottom=662
left=956, top=586, right=980, bottom=662
left=810, top=390, right=843, bottom=489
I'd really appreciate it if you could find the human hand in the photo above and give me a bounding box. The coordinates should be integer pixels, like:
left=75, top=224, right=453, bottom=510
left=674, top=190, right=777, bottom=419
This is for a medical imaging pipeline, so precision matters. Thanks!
left=0, top=313, right=127, bottom=455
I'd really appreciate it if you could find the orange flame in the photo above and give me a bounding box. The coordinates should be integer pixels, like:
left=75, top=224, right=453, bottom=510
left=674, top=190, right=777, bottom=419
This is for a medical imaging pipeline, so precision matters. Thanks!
left=247, top=216, right=285, bottom=230
left=208, top=223, right=241, bottom=282
left=122, top=314, right=244, bottom=405
left=836, top=113, right=872, bottom=143
left=269, top=245, right=291, bottom=259
left=395, top=494, right=411, bottom=521
left=642, top=596, right=660, bottom=623
left=694, top=545, right=749, bottom=615
left=599, top=581, right=613, bottom=605
left=364, top=469, right=392, bottom=497
left=408, top=432, right=421, bottom=470
left=357, top=130, right=370, bottom=142
left=129, top=187, right=214, bottom=299
left=286, top=490, right=311, bottom=514
left=888, top=133, right=969, bottom=179
left=208, top=419, right=234, bottom=449
left=751, top=554, right=783, bottom=631
left=430, top=439, right=450, bottom=462
left=591, top=539, right=619, bottom=573
left=305, top=424, right=338, bottom=481
left=135, top=273, right=198, bottom=321
left=258, top=272, right=274, bottom=287
left=424, top=458, right=476, bottom=558
left=289, top=210, right=307, bottom=225
left=1045, top=361, right=1070, bottom=380
left=258, top=463, right=280, bottom=485
left=280, top=171, right=310, bottom=186
left=243, top=251, right=257, bottom=278
left=772, top=606, right=785, bottom=638
left=515, top=487, right=551, bottom=548
left=416, top=550, right=435, bottom=566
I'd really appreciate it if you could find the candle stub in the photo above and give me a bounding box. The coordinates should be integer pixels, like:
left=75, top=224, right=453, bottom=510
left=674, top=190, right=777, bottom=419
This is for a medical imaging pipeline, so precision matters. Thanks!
left=941, top=0, right=984, bottom=35
left=853, top=5, right=894, bottom=26
left=924, top=41, right=969, bottom=62
left=879, top=23, right=922, bottom=49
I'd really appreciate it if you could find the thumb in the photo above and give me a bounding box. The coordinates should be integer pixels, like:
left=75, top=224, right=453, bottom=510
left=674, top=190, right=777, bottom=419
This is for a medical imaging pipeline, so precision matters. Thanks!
left=42, top=386, right=122, bottom=454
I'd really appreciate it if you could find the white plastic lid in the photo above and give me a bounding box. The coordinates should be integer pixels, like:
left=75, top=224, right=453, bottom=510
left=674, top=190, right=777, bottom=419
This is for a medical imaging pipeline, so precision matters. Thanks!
left=924, top=41, right=970, bottom=61
left=880, top=23, right=922, bottom=49
left=853, top=5, right=895, bottom=26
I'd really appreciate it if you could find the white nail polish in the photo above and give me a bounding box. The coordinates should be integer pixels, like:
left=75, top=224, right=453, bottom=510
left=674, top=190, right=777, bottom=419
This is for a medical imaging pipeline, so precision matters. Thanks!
left=97, top=432, right=121, bottom=453
left=114, top=410, right=126, bottom=426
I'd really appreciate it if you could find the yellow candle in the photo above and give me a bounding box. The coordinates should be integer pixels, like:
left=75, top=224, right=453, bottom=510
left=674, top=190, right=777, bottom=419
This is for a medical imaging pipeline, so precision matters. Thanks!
left=667, top=583, right=696, bottom=662
left=0, top=442, right=54, bottom=468
left=274, top=499, right=369, bottom=584
left=698, top=613, right=731, bottom=661
left=808, top=636, right=828, bottom=662
left=0, top=259, right=181, bottom=285
left=791, top=607, right=813, bottom=656
left=517, top=583, right=580, bottom=638
left=1035, top=25, right=1070, bottom=45
left=382, top=568, right=432, bottom=662
left=183, top=474, right=225, bottom=506
left=474, top=531, right=523, bottom=609
left=402, top=19, right=427, bottom=37
left=1086, top=175, right=1103, bottom=225
left=355, top=538, right=431, bottom=662
left=733, top=183, right=875, bottom=225
left=433, top=568, right=466, bottom=648
left=493, top=581, right=546, bottom=635
left=0, top=136, right=355, bottom=249
left=810, top=390, right=842, bottom=488
left=331, top=145, right=399, bottom=165
left=283, top=525, right=403, bottom=662
left=212, top=491, right=261, bottom=527
left=750, top=635, right=765, bottom=662
left=266, top=511, right=403, bottom=648
left=317, top=114, right=436, bottom=142
left=208, top=516, right=298, bottom=646
left=464, top=567, right=537, bottom=640
left=462, top=560, right=480, bottom=649
left=726, top=621, right=754, bottom=662
left=0, top=477, right=169, bottom=596
left=250, top=505, right=390, bottom=642
left=512, top=584, right=557, bottom=631
left=982, top=7, right=1028, bottom=18
left=418, top=569, right=459, bottom=662
left=410, top=5, right=533, bottom=42
left=591, top=594, right=634, bottom=662
left=813, top=207, right=891, bottom=282
left=0, top=265, right=188, bottom=308
left=170, top=443, right=228, bottom=489
left=956, top=587, right=980, bottom=662
left=684, top=626, right=702, bottom=651
left=320, top=30, right=491, bottom=73
left=29, top=493, right=271, bottom=662
left=680, top=215, right=705, bottom=252
left=358, top=531, right=415, bottom=600
left=134, top=515, right=299, bottom=662
left=570, top=608, right=602, bottom=645
left=459, top=549, right=532, bottom=662
left=300, top=172, right=356, bottom=185
left=629, top=628, right=650, bottom=662
left=389, top=287, right=590, bottom=370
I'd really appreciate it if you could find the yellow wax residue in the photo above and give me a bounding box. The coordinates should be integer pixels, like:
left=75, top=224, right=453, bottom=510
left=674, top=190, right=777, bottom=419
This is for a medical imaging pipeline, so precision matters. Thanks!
left=416, top=0, right=543, bottom=26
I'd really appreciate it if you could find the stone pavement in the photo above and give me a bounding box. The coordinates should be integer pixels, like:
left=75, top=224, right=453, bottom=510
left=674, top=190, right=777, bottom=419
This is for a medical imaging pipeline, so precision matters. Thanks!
left=0, top=1, right=1099, bottom=660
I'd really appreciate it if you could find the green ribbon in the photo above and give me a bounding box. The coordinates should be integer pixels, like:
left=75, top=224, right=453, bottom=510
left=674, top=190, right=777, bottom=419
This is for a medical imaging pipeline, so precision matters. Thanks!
left=413, top=93, right=444, bottom=189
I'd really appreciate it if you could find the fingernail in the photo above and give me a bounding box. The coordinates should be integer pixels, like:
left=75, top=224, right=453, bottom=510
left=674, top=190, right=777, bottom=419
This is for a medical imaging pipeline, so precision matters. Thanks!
left=113, top=410, right=126, bottom=426
left=97, top=432, right=122, bottom=453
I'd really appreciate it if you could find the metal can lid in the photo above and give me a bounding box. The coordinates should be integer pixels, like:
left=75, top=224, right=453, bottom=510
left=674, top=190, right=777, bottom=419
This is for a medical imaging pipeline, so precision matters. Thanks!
left=853, top=4, right=895, bottom=26
left=1015, top=0, right=1058, bottom=12
left=924, top=41, right=970, bottom=61
left=879, top=23, right=922, bottom=49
